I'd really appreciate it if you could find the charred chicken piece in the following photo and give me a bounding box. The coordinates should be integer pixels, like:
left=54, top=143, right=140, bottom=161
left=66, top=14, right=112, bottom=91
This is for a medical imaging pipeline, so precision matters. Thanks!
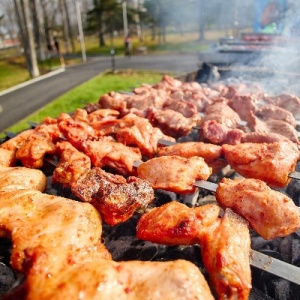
left=200, top=209, right=251, bottom=300
left=222, top=141, right=299, bottom=188
left=137, top=201, right=220, bottom=245
left=81, top=140, right=142, bottom=175
left=71, top=167, right=154, bottom=225
left=16, top=246, right=214, bottom=300
left=137, top=156, right=212, bottom=194
left=157, top=141, right=227, bottom=173
left=52, top=141, right=91, bottom=187
left=216, top=178, right=300, bottom=240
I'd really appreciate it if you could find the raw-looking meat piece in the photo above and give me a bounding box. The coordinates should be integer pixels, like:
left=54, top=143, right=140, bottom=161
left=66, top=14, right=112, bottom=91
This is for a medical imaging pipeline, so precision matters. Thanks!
left=201, top=120, right=245, bottom=145
left=256, top=104, right=296, bottom=128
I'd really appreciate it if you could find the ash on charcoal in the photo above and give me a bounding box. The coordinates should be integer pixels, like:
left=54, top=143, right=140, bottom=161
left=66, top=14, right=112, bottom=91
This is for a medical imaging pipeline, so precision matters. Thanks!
left=0, top=263, right=16, bottom=296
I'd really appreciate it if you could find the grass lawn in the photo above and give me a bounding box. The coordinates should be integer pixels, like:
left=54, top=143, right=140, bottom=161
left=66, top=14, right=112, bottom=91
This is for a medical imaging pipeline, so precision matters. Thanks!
left=1, top=70, right=169, bottom=137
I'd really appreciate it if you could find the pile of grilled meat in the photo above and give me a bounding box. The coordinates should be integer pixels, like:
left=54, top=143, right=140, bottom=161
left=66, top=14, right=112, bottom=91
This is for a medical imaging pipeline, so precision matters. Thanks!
left=1, top=74, right=300, bottom=299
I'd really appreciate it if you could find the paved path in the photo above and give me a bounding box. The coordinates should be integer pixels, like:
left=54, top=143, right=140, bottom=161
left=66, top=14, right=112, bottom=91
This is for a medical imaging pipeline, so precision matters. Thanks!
left=0, top=54, right=199, bottom=131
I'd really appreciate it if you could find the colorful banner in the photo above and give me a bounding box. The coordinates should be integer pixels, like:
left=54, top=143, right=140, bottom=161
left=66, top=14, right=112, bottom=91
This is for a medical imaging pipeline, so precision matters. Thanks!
left=253, top=0, right=286, bottom=33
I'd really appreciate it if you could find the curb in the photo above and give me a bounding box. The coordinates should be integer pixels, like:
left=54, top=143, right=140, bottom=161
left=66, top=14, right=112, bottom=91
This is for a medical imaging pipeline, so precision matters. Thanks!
left=0, top=67, right=66, bottom=97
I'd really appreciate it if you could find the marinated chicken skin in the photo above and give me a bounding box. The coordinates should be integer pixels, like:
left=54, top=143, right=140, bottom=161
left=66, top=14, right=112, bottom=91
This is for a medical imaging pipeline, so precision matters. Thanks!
left=15, top=132, right=57, bottom=168
left=137, top=201, right=220, bottom=245
left=0, top=166, right=47, bottom=192
left=0, top=148, right=16, bottom=167
left=82, top=140, right=142, bottom=175
left=157, top=141, right=227, bottom=173
left=0, top=129, right=34, bottom=152
left=0, top=189, right=103, bottom=271
left=216, top=178, right=300, bottom=240
left=17, top=246, right=214, bottom=300
left=137, top=156, right=212, bottom=194
left=115, top=114, right=175, bottom=158
left=200, top=209, right=251, bottom=300
left=222, top=141, right=299, bottom=188
left=71, top=167, right=154, bottom=225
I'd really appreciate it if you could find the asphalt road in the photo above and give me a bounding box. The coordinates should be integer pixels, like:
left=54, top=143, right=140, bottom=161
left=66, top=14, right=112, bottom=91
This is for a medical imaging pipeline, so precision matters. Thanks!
left=0, top=54, right=199, bottom=132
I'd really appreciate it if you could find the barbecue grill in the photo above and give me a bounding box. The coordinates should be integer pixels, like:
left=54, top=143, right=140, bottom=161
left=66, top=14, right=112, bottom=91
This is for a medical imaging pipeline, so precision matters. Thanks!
left=1, top=66, right=300, bottom=300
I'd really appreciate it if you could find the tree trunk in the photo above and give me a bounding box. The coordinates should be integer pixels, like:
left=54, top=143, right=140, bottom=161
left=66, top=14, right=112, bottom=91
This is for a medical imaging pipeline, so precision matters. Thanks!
left=14, top=0, right=31, bottom=70
left=59, top=0, right=70, bottom=54
left=97, top=12, right=105, bottom=47
left=22, top=0, right=40, bottom=77
left=30, top=0, right=46, bottom=61
left=64, top=0, right=76, bottom=53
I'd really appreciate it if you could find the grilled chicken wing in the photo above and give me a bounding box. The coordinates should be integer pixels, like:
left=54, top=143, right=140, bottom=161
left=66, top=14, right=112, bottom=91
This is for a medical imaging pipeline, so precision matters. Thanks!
left=0, top=189, right=103, bottom=271
left=222, top=141, right=299, bottom=188
left=200, top=209, right=251, bottom=300
left=137, top=156, right=212, bottom=194
left=137, top=201, right=220, bottom=245
left=15, top=132, right=57, bottom=168
left=216, top=177, right=300, bottom=240
left=0, top=166, right=47, bottom=192
left=52, top=140, right=91, bottom=187
left=71, top=167, right=154, bottom=225
left=16, top=246, right=214, bottom=300
left=0, top=148, right=16, bottom=167
left=0, top=129, right=34, bottom=152
left=157, top=141, right=227, bottom=173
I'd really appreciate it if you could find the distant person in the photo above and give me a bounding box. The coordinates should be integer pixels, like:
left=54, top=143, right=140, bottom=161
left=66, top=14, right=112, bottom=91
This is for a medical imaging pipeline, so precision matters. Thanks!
left=54, top=37, right=60, bottom=55
left=124, top=35, right=132, bottom=57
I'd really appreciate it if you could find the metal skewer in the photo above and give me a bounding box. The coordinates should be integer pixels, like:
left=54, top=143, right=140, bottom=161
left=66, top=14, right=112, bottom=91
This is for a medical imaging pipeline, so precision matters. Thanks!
left=5, top=127, right=300, bottom=284
left=134, top=158, right=300, bottom=284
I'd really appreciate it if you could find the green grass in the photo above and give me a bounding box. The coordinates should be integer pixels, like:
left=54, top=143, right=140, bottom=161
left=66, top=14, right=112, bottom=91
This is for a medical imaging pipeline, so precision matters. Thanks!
left=0, top=58, right=30, bottom=90
left=1, top=70, right=170, bottom=136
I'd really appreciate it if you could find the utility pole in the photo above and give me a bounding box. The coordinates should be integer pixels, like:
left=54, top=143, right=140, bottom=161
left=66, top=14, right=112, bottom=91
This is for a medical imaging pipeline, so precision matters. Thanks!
left=74, top=0, right=87, bottom=62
